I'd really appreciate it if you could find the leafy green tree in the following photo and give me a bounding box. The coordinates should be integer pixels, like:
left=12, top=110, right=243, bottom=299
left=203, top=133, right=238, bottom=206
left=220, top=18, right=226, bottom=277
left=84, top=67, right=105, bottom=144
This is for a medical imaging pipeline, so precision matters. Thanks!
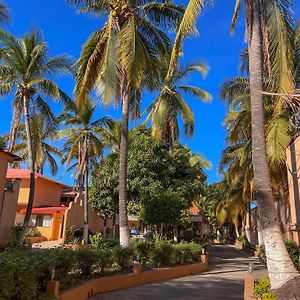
left=68, top=0, right=184, bottom=246
left=0, top=30, right=73, bottom=225
left=89, top=126, right=207, bottom=228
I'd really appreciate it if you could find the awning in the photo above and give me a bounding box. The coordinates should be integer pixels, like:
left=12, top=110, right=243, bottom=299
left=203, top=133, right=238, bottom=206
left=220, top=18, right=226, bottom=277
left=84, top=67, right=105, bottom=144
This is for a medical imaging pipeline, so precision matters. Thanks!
left=20, top=206, right=68, bottom=215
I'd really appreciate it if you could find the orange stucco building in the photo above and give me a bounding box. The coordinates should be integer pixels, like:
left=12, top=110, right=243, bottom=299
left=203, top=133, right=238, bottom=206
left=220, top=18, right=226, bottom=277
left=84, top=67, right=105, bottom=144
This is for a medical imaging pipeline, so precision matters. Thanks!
left=7, top=169, right=114, bottom=241
left=0, top=149, right=21, bottom=246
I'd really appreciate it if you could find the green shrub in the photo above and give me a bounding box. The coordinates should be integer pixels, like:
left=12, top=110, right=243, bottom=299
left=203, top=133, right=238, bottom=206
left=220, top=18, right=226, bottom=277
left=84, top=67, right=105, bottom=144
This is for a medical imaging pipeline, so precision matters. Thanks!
left=262, top=293, right=278, bottom=300
left=105, top=237, right=120, bottom=248
left=7, top=225, right=31, bottom=249
left=254, top=278, right=271, bottom=296
left=150, top=240, right=175, bottom=267
left=25, top=227, right=42, bottom=237
left=113, top=246, right=133, bottom=269
left=0, top=250, right=38, bottom=300
left=236, top=235, right=243, bottom=243
left=97, top=248, right=114, bottom=272
left=90, top=233, right=106, bottom=249
left=131, top=239, right=153, bottom=264
left=75, top=249, right=101, bottom=276
left=174, top=242, right=203, bottom=264
left=285, top=240, right=299, bottom=269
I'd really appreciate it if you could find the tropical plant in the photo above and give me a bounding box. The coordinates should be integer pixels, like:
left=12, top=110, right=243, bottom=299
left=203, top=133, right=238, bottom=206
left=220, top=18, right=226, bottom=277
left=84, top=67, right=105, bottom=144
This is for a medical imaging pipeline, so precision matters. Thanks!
left=0, top=30, right=73, bottom=225
left=58, top=97, right=112, bottom=242
left=229, top=0, right=299, bottom=289
left=68, top=0, right=184, bottom=246
left=10, top=114, right=62, bottom=175
left=145, top=62, right=211, bottom=145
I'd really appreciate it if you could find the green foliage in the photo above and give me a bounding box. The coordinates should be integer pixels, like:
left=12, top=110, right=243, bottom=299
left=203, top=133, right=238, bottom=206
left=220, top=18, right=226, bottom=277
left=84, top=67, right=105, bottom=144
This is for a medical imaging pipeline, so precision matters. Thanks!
left=89, top=233, right=106, bottom=249
left=7, top=225, right=31, bottom=249
left=285, top=240, right=299, bottom=269
left=262, top=293, right=278, bottom=300
left=113, top=246, right=133, bottom=270
left=25, top=227, right=42, bottom=237
left=90, top=126, right=207, bottom=225
left=75, top=249, right=100, bottom=276
left=174, top=242, right=203, bottom=264
left=254, top=278, right=271, bottom=296
left=150, top=239, right=175, bottom=267
left=131, top=238, right=153, bottom=264
left=236, top=235, right=244, bottom=243
left=0, top=250, right=38, bottom=300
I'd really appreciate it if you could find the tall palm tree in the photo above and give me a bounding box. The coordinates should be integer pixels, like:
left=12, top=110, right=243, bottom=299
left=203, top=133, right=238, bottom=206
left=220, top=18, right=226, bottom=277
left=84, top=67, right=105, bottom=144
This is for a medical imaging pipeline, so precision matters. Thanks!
left=11, top=114, right=62, bottom=175
left=0, top=30, right=73, bottom=225
left=230, top=0, right=298, bottom=288
left=145, top=62, right=211, bottom=145
left=58, top=98, right=112, bottom=242
left=67, top=0, right=184, bottom=246
left=0, top=1, right=9, bottom=24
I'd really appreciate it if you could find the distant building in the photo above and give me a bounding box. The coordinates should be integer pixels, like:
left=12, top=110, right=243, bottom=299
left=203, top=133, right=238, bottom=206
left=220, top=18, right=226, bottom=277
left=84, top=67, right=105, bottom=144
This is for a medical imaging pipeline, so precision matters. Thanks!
left=0, top=149, right=21, bottom=246
left=7, top=169, right=114, bottom=241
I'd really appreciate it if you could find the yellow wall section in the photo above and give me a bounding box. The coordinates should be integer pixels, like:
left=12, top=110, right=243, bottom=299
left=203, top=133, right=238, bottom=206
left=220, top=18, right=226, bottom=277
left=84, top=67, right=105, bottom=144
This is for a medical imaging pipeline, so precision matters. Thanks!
left=17, top=178, right=62, bottom=207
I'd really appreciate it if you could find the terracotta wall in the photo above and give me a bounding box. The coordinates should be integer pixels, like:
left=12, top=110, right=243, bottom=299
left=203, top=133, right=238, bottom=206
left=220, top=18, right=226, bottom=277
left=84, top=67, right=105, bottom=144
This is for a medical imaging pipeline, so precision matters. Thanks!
left=0, top=180, right=20, bottom=246
left=286, top=136, right=300, bottom=245
left=17, top=178, right=62, bottom=207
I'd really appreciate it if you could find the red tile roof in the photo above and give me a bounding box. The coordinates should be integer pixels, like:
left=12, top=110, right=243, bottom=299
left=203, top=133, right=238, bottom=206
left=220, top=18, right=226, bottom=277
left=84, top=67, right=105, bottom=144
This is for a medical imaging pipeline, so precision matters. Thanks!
left=20, top=206, right=68, bottom=214
left=6, top=169, right=70, bottom=188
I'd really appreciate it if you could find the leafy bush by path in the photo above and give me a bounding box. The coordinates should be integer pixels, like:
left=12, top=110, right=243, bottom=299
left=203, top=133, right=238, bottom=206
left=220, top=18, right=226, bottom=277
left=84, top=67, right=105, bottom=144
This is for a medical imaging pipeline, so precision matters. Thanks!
left=254, top=278, right=278, bottom=300
left=90, top=233, right=120, bottom=249
left=174, top=242, right=202, bottom=264
left=285, top=240, right=299, bottom=269
left=7, top=225, right=31, bottom=249
left=113, top=246, right=133, bottom=269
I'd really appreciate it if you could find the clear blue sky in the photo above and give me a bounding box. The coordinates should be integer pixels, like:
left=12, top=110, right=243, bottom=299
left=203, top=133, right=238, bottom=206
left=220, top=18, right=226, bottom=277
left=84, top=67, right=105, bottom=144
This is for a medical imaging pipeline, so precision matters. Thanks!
left=1, top=1, right=298, bottom=185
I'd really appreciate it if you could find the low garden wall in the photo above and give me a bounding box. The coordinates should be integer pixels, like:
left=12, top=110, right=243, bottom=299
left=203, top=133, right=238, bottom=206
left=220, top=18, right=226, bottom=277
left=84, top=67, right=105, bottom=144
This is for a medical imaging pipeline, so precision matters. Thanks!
left=59, top=260, right=208, bottom=300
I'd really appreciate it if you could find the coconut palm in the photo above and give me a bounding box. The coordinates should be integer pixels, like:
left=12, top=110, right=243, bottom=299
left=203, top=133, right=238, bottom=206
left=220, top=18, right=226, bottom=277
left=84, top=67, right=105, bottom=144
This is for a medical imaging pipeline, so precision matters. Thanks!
left=145, top=62, right=211, bottom=145
left=230, top=0, right=298, bottom=288
left=0, top=30, right=73, bottom=225
left=67, top=0, right=184, bottom=246
left=11, top=114, right=62, bottom=175
left=58, top=98, right=112, bottom=242
left=0, top=1, right=9, bottom=24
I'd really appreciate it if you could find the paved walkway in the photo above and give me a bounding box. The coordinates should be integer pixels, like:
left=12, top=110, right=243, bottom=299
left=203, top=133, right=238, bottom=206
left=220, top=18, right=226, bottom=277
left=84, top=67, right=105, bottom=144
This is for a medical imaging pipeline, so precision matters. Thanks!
left=92, top=244, right=267, bottom=300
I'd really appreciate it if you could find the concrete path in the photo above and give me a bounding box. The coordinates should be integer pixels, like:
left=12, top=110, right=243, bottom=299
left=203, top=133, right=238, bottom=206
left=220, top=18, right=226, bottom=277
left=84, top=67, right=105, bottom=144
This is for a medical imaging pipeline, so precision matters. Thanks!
left=92, top=244, right=267, bottom=300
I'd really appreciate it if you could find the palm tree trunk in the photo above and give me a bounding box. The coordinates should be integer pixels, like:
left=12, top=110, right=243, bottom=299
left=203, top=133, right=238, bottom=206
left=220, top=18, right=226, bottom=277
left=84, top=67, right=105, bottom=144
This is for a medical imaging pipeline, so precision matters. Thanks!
left=23, top=94, right=36, bottom=226
left=119, top=83, right=130, bottom=247
left=8, top=106, right=22, bottom=152
left=248, top=0, right=298, bottom=289
left=83, top=132, right=89, bottom=243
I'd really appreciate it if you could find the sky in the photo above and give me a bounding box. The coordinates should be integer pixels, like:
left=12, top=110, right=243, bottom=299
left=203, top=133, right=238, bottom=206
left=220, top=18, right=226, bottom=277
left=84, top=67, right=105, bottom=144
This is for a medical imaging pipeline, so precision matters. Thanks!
left=1, top=1, right=298, bottom=186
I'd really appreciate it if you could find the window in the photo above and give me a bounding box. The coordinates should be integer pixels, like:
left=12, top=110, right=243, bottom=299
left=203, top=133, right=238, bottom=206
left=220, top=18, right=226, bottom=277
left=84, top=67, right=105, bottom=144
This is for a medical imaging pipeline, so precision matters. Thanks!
left=29, top=214, right=52, bottom=227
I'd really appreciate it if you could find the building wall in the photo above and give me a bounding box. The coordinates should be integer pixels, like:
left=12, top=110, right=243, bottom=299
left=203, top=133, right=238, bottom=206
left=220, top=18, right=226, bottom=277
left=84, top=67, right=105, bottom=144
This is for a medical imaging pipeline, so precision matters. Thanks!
left=0, top=180, right=20, bottom=246
left=286, top=136, right=300, bottom=245
left=17, top=178, right=62, bottom=207
left=63, top=192, right=110, bottom=241
left=0, top=153, right=9, bottom=215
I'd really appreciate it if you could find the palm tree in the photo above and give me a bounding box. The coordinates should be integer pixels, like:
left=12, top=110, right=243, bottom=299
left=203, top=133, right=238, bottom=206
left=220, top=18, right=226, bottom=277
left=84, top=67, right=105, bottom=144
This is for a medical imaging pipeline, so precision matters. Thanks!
left=11, top=114, right=62, bottom=175
left=67, top=0, right=184, bottom=246
left=58, top=98, right=112, bottom=242
left=230, top=0, right=298, bottom=288
left=0, top=1, right=9, bottom=24
left=145, top=63, right=211, bottom=145
left=0, top=30, right=73, bottom=225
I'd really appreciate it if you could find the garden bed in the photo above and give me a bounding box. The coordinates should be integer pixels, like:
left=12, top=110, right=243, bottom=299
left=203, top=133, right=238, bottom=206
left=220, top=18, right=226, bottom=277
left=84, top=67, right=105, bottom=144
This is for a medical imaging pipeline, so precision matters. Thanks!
left=59, top=260, right=208, bottom=300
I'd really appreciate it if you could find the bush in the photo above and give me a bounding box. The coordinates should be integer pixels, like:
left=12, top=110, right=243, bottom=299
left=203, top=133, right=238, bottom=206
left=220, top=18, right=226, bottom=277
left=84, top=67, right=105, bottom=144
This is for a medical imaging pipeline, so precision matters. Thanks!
left=7, top=225, right=31, bottom=249
left=285, top=240, right=299, bottom=269
left=174, top=242, right=203, bottom=264
left=113, top=246, right=133, bottom=269
left=150, top=240, right=175, bottom=267
left=97, top=248, right=114, bottom=272
left=25, top=227, right=41, bottom=237
left=0, top=250, right=38, bottom=300
left=75, top=249, right=101, bottom=276
left=236, top=235, right=243, bottom=243
left=254, top=278, right=271, bottom=296
left=262, top=293, right=278, bottom=300
left=131, top=239, right=153, bottom=264
left=90, top=233, right=106, bottom=249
